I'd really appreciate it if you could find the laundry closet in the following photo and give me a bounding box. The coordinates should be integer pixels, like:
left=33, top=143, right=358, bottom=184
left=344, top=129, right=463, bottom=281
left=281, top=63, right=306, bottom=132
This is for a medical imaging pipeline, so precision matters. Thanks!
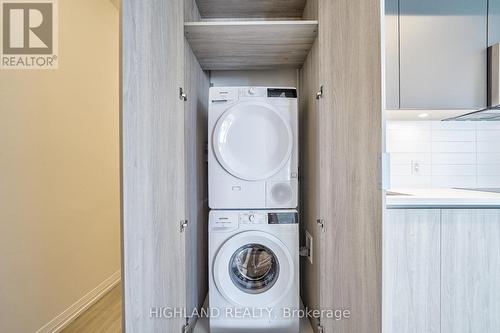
left=122, top=1, right=383, bottom=333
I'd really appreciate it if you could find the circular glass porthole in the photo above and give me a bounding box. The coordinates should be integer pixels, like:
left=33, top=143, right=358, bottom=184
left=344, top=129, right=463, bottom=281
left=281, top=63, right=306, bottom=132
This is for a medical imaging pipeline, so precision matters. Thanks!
left=229, top=244, right=280, bottom=294
left=213, top=102, right=293, bottom=181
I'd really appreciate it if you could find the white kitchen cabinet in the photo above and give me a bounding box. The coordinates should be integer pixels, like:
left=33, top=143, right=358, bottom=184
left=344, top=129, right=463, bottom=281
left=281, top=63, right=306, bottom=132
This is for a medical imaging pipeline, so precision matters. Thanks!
left=441, top=209, right=500, bottom=333
left=384, top=208, right=500, bottom=333
left=122, top=1, right=383, bottom=332
left=383, top=209, right=441, bottom=333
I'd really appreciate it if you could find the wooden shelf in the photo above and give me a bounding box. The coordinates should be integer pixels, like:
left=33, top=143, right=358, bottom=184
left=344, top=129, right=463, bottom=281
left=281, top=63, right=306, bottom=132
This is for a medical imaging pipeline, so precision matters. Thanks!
left=195, top=0, right=307, bottom=19
left=184, top=20, right=318, bottom=70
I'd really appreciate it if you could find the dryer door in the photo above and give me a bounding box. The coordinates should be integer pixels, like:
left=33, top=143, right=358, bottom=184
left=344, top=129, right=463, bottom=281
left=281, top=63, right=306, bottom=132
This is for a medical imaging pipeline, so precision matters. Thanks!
left=213, top=231, right=294, bottom=307
left=213, top=101, right=292, bottom=181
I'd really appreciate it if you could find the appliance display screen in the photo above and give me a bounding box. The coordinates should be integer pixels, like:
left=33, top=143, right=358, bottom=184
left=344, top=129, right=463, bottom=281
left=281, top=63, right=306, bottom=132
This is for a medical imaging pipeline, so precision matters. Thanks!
left=268, top=213, right=298, bottom=224
left=267, top=88, right=297, bottom=98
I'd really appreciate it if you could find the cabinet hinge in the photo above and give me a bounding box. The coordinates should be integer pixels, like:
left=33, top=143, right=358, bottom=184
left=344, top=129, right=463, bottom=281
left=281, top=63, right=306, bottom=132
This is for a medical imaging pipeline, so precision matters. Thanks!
left=316, top=218, right=325, bottom=231
left=182, top=316, right=194, bottom=333
left=180, top=220, right=188, bottom=233
left=179, top=87, right=187, bottom=101
left=316, top=85, right=324, bottom=100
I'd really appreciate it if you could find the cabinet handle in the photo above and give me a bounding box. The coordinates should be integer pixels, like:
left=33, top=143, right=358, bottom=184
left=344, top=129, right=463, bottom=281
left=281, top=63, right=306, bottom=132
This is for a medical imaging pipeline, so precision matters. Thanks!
left=316, top=86, right=323, bottom=100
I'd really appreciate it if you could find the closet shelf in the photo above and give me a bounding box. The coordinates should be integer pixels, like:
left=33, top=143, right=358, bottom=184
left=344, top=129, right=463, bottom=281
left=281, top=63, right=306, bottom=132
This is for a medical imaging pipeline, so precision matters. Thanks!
left=184, top=20, right=318, bottom=70
left=195, top=0, right=307, bottom=19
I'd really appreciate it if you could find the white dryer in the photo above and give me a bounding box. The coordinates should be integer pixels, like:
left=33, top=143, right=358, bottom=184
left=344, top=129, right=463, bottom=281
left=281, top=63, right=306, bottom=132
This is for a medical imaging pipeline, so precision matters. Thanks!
left=208, top=87, right=298, bottom=209
left=209, top=210, right=300, bottom=333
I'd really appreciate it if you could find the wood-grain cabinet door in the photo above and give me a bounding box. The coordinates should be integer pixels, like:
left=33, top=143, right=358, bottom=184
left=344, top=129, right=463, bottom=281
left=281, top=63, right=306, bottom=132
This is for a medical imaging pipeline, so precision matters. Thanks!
left=122, top=0, right=186, bottom=332
left=441, top=209, right=500, bottom=333
left=383, top=209, right=441, bottom=333
left=318, top=0, right=382, bottom=332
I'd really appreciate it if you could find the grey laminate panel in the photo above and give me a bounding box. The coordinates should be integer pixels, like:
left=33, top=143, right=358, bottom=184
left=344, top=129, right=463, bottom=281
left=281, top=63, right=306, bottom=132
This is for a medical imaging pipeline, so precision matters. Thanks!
left=299, top=38, right=320, bottom=331
left=184, top=41, right=210, bottom=322
left=441, top=209, right=500, bottom=333
left=383, top=209, right=441, bottom=333
left=318, top=0, right=383, bottom=332
left=185, top=0, right=201, bottom=21
left=122, top=0, right=186, bottom=332
left=385, top=0, right=399, bottom=109
left=490, top=0, right=500, bottom=46
left=195, top=0, right=306, bottom=19
left=184, top=21, right=318, bottom=70
left=399, top=0, right=488, bottom=110
left=302, top=0, right=317, bottom=20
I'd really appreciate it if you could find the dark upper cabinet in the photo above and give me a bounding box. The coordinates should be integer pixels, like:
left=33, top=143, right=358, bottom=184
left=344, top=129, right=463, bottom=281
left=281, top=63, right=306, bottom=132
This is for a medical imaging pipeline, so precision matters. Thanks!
left=490, top=0, right=500, bottom=46
left=386, top=0, right=488, bottom=110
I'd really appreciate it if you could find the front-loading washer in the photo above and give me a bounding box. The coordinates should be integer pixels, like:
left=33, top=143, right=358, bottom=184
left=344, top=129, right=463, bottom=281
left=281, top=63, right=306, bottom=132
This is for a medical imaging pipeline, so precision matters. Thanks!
left=208, top=87, right=298, bottom=209
left=208, top=210, right=300, bottom=333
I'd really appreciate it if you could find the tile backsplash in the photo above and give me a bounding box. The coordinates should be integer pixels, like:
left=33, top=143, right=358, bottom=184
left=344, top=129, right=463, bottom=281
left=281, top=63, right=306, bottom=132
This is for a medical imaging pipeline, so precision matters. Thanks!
left=387, top=121, right=500, bottom=188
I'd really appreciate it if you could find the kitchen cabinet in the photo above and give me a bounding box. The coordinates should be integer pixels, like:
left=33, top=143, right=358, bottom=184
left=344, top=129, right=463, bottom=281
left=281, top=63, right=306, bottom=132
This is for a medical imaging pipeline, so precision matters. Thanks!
left=385, top=0, right=399, bottom=109
left=383, top=209, right=440, bottom=333
left=441, top=210, right=500, bottom=333
left=490, top=0, right=500, bottom=46
left=122, top=1, right=383, bottom=332
left=386, top=0, right=488, bottom=110
left=384, top=209, right=500, bottom=333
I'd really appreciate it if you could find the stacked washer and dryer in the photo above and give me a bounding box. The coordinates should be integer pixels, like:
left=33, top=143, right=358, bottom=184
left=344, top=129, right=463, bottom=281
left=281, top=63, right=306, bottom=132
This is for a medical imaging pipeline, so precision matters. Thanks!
left=208, top=87, right=300, bottom=333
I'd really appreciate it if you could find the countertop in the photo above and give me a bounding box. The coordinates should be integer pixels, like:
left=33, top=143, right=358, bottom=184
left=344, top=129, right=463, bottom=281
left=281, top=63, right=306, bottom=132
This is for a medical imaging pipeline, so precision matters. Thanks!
left=386, top=188, right=500, bottom=208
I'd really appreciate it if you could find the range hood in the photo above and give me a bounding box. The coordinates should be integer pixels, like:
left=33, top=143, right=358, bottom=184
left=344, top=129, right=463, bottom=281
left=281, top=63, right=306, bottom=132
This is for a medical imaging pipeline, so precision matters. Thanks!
left=489, top=43, right=500, bottom=110
left=448, top=43, right=500, bottom=121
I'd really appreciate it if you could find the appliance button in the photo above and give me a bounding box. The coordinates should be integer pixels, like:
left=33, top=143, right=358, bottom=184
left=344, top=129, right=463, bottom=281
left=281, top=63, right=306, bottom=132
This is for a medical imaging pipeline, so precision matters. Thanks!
left=248, top=214, right=256, bottom=222
left=248, top=88, right=256, bottom=95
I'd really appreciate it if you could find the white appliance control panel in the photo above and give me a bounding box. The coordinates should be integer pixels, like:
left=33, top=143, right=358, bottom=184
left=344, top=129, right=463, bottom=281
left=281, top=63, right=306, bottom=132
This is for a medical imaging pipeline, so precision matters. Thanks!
left=239, top=212, right=267, bottom=224
left=239, top=87, right=266, bottom=97
left=209, top=210, right=299, bottom=232
left=239, top=211, right=299, bottom=224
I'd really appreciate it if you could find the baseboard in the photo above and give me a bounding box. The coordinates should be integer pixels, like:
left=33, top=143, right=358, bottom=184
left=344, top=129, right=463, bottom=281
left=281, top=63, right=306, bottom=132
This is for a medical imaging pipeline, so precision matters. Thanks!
left=36, top=270, right=121, bottom=333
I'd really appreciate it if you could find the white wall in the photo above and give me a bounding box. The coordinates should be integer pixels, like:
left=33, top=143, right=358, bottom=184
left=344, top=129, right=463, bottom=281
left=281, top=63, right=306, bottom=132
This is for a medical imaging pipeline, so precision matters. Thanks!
left=210, top=69, right=298, bottom=88
left=387, top=121, right=500, bottom=188
left=0, top=1, right=120, bottom=332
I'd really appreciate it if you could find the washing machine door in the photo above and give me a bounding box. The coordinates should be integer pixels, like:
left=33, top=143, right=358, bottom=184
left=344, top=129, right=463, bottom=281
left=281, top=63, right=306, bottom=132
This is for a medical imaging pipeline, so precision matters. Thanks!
left=213, top=231, right=294, bottom=307
left=213, top=101, right=293, bottom=181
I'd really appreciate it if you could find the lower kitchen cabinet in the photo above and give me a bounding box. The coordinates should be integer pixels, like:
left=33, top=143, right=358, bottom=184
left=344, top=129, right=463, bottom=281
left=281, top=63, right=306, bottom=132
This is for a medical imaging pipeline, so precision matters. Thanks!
left=441, top=210, right=500, bottom=333
left=383, top=209, right=441, bottom=333
left=384, top=209, right=500, bottom=333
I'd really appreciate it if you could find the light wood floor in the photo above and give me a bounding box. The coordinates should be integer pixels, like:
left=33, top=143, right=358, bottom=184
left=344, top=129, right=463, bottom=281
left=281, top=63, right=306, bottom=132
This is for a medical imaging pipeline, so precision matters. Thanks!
left=61, top=284, right=122, bottom=333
